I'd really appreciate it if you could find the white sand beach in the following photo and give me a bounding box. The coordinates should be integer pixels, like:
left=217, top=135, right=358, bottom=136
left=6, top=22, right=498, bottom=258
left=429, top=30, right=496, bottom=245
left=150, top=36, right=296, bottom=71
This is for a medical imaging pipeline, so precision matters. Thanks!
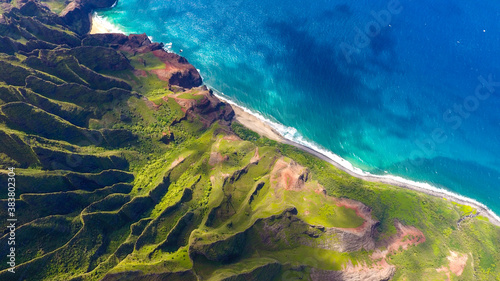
left=90, top=13, right=122, bottom=34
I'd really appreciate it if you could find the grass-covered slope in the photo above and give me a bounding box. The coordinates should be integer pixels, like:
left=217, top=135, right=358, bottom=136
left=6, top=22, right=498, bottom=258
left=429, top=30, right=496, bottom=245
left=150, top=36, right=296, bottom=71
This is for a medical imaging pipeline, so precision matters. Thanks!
left=0, top=1, right=499, bottom=280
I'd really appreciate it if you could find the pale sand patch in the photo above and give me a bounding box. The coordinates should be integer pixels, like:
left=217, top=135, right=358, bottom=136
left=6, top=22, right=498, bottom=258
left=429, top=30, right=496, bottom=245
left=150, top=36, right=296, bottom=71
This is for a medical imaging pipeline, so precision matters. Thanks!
left=90, top=16, right=112, bottom=34
left=169, top=156, right=185, bottom=170
left=90, top=13, right=122, bottom=34
left=250, top=147, right=260, bottom=163
left=448, top=251, right=468, bottom=276
left=232, top=105, right=283, bottom=142
left=436, top=251, right=468, bottom=280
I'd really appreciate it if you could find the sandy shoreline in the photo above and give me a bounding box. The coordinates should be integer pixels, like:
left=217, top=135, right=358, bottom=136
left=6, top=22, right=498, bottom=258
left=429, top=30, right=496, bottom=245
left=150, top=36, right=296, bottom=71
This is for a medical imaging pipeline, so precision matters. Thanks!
left=89, top=15, right=500, bottom=228
left=226, top=100, right=500, bottom=227
left=231, top=106, right=283, bottom=142
left=90, top=13, right=120, bottom=34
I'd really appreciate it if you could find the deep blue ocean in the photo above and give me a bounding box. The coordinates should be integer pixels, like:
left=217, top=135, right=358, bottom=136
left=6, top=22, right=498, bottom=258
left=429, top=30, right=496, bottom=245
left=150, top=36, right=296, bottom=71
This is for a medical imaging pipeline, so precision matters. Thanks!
left=97, top=0, right=500, bottom=215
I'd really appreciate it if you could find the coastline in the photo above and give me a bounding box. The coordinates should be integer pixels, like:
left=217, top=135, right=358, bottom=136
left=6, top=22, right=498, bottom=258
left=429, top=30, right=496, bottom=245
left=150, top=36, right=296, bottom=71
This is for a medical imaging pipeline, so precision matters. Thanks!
left=90, top=14, right=500, bottom=228
left=217, top=94, right=500, bottom=228
left=90, top=13, right=122, bottom=34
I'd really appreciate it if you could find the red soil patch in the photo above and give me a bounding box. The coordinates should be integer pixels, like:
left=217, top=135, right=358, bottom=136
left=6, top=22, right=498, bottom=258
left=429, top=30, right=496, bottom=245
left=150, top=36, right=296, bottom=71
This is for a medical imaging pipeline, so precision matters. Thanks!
left=387, top=220, right=426, bottom=253
left=436, top=266, right=451, bottom=281
left=371, top=220, right=426, bottom=269
left=223, top=135, right=241, bottom=141
left=133, top=69, right=147, bottom=77
left=449, top=251, right=468, bottom=276
left=436, top=251, right=468, bottom=280
left=270, top=158, right=309, bottom=191
left=313, top=184, right=326, bottom=195
left=143, top=97, right=160, bottom=110
left=208, top=152, right=228, bottom=166
left=150, top=68, right=171, bottom=82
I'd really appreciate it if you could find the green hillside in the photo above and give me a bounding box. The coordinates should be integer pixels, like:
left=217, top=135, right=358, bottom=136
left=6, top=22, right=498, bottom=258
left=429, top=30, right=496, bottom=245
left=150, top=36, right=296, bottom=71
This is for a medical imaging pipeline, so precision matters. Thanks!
left=0, top=1, right=499, bottom=280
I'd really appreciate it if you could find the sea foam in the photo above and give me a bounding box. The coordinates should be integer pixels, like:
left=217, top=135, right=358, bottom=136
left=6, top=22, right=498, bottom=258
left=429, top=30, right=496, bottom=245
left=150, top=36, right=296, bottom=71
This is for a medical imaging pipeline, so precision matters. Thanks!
left=92, top=12, right=125, bottom=34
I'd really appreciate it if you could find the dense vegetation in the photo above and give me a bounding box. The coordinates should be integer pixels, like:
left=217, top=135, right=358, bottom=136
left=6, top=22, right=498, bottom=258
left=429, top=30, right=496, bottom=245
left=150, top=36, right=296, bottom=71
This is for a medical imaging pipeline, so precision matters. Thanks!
left=0, top=1, right=499, bottom=280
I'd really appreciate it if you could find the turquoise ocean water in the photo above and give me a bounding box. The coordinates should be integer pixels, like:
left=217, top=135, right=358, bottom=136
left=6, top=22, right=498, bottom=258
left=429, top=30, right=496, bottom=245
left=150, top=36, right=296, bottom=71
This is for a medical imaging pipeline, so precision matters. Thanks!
left=97, top=0, right=500, bottom=216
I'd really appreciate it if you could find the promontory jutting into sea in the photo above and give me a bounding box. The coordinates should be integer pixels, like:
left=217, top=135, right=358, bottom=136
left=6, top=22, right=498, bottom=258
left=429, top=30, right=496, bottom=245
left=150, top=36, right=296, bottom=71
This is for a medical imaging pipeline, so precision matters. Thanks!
left=99, top=0, right=500, bottom=215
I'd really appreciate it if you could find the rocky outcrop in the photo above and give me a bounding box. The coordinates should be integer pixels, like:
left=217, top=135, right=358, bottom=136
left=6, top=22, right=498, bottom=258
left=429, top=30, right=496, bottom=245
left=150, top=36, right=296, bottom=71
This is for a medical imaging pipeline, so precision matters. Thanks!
left=150, top=49, right=202, bottom=88
left=318, top=199, right=379, bottom=252
left=83, top=33, right=203, bottom=88
left=171, top=86, right=235, bottom=127
left=190, top=88, right=235, bottom=125
left=59, top=0, right=87, bottom=29
left=82, top=32, right=129, bottom=46
left=5, top=0, right=203, bottom=89
left=189, top=231, right=247, bottom=263
left=119, top=33, right=164, bottom=53
left=61, top=0, right=116, bottom=35
left=313, top=220, right=426, bottom=281
left=18, top=0, right=51, bottom=17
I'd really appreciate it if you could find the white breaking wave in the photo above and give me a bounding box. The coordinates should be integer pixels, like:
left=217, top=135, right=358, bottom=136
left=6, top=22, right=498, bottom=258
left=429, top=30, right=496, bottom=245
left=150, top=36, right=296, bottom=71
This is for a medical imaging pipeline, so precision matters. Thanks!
left=91, top=12, right=125, bottom=34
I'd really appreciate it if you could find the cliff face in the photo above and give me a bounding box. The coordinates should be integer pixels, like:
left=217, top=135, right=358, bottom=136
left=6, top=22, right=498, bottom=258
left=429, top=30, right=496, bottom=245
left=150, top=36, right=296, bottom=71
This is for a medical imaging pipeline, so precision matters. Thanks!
left=84, top=32, right=203, bottom=88
left=0, top=1, right=499, bottom=281
left=60, top=0, right=116, bottom=34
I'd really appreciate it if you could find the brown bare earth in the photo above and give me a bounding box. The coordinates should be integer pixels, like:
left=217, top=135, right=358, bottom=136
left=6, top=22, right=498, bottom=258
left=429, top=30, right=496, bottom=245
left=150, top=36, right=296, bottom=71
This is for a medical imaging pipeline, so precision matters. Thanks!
left=448, top=251, right=468, bottom=276
left=223, top=135, right=241, bottom=141
left=437, top=251, right=468, bottom=280
left=313, top=220, right=426, bottom=281
left=270, top=158, right=309, bottom=191
left=169, top=87, right=234, bottom=128
left=169, top=156, right=186, bottom=170
left=143, top=97, right=160, bottom=110
left=250, top=147, right=260, bottom=163
left=208, top=152, right=228, bottom=166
